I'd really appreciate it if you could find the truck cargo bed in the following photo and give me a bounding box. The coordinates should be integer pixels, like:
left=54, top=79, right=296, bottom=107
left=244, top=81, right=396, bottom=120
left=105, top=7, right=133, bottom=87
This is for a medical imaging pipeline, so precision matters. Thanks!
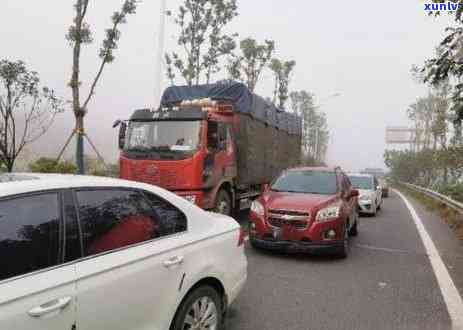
left=235, top=114, right=301, bottom=186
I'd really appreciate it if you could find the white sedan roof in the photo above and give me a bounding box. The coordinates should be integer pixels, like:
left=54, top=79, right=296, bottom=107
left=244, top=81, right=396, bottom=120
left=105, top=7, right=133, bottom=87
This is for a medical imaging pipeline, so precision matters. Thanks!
left=0, top=173, right=162, bottom=198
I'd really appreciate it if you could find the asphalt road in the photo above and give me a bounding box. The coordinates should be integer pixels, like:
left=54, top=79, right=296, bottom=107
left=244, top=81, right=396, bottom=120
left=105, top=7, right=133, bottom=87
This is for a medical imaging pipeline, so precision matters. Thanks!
left=226, top=191, right=463, bottom=330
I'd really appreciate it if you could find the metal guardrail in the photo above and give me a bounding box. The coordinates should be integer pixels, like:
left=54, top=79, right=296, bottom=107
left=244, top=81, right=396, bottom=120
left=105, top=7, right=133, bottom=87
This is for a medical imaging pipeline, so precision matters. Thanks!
left=401, top=182, right=463, bottom=214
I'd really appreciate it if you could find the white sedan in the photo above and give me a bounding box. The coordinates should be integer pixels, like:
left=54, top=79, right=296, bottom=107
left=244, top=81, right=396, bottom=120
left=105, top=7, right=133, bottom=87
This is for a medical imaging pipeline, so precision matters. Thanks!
left=348, top=173, right=383, bottom=216
left=0, top=173, right=247, bottom=330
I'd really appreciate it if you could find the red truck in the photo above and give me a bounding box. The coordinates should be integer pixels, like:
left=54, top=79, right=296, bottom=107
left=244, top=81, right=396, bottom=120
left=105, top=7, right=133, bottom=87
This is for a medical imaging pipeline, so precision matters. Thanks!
left=115, top=81, right=302, bottom=215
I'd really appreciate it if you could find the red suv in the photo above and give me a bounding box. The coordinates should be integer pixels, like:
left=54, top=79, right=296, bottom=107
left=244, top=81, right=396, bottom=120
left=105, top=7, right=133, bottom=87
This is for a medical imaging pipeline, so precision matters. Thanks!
left=249, top=167, right=359, bottom=258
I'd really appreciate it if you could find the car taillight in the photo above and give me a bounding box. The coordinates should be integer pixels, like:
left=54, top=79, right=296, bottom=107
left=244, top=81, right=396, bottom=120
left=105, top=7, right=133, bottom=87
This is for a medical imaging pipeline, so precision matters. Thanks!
left=238, top=227, right=246, bottom=246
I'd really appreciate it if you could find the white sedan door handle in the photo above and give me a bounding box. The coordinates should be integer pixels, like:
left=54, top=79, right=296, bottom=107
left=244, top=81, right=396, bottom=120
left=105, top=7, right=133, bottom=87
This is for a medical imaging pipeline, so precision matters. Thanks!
left=28, top=296, right=72, bottom=318
left=163, top=256, right=184, bottom=268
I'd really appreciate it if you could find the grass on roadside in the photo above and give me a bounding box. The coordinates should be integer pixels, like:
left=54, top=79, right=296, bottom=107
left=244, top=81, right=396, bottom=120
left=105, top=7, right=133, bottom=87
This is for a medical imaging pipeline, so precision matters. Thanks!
left=398, top=185, right=463, bottom=241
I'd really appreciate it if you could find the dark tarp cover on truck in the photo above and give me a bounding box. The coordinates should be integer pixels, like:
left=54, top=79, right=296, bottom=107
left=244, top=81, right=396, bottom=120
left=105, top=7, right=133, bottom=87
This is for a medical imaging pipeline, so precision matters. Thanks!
left=160, top=81, right=302, bottom=186
left=160, top=80, right=300, bottom=132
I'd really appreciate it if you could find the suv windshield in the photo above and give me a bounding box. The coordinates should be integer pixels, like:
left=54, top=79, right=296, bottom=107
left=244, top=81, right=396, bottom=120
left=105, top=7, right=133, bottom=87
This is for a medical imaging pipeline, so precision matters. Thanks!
left=271, top=170, right=337, bottom=195
left=125, top=121, right=201, bottom=158
left=349, top=176, right=373, bottom=190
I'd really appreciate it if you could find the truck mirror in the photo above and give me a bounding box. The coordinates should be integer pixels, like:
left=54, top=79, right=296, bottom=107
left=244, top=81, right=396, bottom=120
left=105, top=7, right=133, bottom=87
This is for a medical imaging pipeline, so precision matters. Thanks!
left=112, top=119, right=122, bottom=128
left=118, top=122, right=127, bottom=149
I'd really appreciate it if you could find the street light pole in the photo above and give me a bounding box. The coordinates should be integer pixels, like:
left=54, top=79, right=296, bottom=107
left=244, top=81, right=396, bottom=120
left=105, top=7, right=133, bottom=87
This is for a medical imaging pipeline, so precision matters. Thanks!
left=317, top=92, right=342, bottom=108
left=154, top=0, right=167, bottom=108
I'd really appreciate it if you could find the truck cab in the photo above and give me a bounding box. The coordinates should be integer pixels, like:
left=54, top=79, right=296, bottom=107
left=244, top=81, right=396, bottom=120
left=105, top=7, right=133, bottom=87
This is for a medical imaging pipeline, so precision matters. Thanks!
left=116, top=81, right=302, bottom=216
left=118, top=101, right=240, bottom=215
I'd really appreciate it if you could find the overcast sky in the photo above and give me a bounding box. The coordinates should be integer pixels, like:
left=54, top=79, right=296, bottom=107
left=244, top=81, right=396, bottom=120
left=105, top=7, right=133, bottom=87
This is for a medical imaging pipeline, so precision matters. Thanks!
left=0, top=0, right=453, bottom=170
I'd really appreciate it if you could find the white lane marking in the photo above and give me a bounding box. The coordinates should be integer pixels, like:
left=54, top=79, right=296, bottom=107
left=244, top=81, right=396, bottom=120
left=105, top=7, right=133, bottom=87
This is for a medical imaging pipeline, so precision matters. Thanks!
left=355, top=243, right=412, bottom=254
left=394, top=189, right=463, bottom=329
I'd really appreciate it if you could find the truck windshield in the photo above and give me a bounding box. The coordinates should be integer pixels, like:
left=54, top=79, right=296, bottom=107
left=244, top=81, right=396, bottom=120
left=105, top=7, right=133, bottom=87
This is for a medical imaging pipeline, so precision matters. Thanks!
left=125, top=121, right=201, bottom=156
left=349, top=176, right=373, bottom=190
left=271, top=171, right=337, bottom=195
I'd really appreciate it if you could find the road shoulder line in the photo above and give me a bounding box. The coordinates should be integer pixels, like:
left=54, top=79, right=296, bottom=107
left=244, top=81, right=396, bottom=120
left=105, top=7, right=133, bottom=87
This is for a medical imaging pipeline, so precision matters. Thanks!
left=394, top=189, right=463, bottom=330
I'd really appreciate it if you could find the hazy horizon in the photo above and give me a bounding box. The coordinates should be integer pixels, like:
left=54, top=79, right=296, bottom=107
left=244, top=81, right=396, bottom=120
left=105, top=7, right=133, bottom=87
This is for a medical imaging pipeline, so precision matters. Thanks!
left=0, top=1, right=453, bottom=171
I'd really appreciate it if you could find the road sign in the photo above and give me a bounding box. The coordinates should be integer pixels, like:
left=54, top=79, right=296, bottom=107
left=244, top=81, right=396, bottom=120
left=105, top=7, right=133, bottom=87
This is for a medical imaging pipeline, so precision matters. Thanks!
left=385, top=126, right=419, bottom=144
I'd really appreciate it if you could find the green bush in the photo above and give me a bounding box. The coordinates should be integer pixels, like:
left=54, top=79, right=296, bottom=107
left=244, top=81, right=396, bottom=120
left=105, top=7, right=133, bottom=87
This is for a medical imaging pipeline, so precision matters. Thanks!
left=29, top=157, right=119, bottom=177
left=106, top=163, right=120, bottom=178
left=438, top=184, right=463, bottom=203
left=29, top=157, right=77, bottom=174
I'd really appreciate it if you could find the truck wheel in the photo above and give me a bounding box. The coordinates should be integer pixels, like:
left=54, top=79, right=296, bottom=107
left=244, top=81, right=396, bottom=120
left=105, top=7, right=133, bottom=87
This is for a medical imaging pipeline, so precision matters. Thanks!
left=214, top=189, right=232, bottom=216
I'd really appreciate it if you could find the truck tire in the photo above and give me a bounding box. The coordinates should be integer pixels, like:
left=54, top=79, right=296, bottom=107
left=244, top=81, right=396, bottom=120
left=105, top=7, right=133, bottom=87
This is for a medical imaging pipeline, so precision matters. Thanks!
left=214, top=189, right=232, bottom=216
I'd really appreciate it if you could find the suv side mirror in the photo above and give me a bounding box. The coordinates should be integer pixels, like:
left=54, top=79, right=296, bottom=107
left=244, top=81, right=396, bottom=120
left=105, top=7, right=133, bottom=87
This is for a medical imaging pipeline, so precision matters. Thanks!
left=351, top=189, right=359, bottom=197
left=262, top=184, right=270, bottom=193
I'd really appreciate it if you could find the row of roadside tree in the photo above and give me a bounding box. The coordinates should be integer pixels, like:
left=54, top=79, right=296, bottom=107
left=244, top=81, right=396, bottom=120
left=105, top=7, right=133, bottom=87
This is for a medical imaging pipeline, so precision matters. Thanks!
left=385, top=1, right=463, bottom=201
left=0, top=0, right=330, bottom=175
left=164, top=0, right=329, bottom=165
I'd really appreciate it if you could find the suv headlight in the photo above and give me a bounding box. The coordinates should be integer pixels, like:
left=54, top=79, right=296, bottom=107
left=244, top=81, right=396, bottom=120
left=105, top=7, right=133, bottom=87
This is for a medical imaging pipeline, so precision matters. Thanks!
left=250, top=200, right=265, bottom=217
left=316, top=202, right=341, bottom=222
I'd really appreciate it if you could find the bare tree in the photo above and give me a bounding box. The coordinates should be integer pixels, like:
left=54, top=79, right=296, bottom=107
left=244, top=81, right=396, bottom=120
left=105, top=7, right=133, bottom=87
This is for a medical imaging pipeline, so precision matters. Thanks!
left=290, top=90, right=329, bottom=163
left=63, top=0, right=139, bottom=174
left=227, top=38, right=275, bottom=92
left=0, top=60, right=63, bottom=172
left=165, top=0, right=238, bottom=86
left=290, top=90, right=316, bottom=155
left=269, top=58, right=296, bottom=109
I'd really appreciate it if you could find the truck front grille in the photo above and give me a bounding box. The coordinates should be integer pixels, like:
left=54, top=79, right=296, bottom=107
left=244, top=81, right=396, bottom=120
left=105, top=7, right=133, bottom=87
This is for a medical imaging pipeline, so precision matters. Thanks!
left=131, top=165, right=181, bottom=189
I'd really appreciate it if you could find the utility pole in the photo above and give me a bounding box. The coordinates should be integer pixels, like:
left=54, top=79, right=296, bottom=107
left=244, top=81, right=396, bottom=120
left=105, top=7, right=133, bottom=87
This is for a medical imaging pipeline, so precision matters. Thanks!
left=153, top=0, right=167, bottom=108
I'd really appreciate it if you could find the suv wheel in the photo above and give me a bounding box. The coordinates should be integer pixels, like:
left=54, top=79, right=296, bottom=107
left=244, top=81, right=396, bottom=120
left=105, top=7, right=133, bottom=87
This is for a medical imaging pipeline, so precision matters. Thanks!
left=214, top=189, right=232, bottom=216
left=248, top=222, right=260, bottom=250
left=171, top=286, right=223, bottom=330
left=335, top=224, right=350, bottom=258
left=349, top=215, right=358, bottom=237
